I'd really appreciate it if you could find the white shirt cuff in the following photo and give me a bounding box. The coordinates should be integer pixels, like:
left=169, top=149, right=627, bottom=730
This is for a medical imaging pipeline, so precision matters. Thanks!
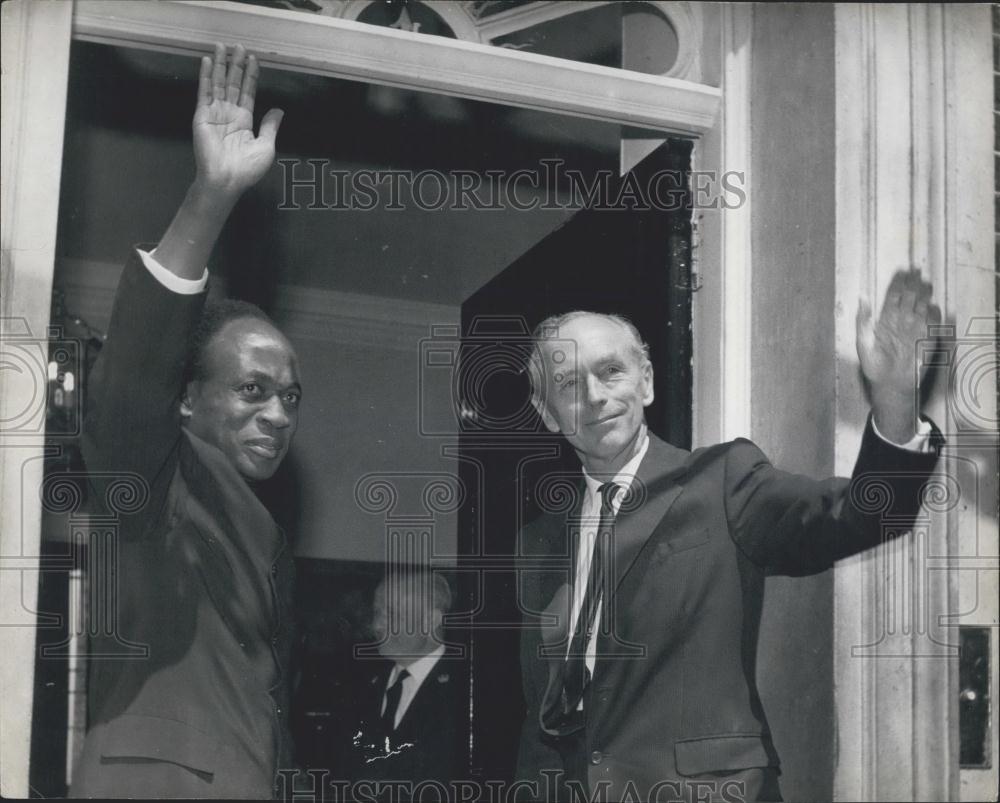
left=872, top=416, right=934, bottom=453
left=137, top=248, right=208, bottom=294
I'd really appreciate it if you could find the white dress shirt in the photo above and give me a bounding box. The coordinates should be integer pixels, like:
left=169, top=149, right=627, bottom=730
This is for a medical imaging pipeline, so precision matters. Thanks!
left=136, top=247, right=208, bottom=294
left=380, top=644, right=446, bottom=729
left=569, top=434, right=651, bottom=675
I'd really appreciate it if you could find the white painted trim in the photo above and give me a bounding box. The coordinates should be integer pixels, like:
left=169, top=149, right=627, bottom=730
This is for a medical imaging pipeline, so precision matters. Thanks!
left=719, top=3, right=752, bottom=443
left=0, top=1, right=74, bottom=797
left=471, top=0, right=615, bottom=42
left=72, top=0, right=720, bottom=135
left=55, top=258, right=459, bottom=352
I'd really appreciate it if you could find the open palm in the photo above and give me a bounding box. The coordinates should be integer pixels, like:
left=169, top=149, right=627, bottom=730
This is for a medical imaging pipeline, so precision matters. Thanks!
left=856, top=268, right=941, bottom=394
left=192, top=43, right=283, bottom=196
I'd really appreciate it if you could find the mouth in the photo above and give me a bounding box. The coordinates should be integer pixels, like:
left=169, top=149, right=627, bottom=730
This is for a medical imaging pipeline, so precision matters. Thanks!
left=588, top=413, right=621, bottom=427
left=246, top=439, right=283, bottom=459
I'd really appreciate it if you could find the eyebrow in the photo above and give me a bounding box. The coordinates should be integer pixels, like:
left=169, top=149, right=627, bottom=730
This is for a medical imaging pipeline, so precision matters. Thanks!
left=242, top=371, right=302, bottom=392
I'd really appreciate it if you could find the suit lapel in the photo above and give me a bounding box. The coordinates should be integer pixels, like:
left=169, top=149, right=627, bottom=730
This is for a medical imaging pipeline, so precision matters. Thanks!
left=609, top=433, right=690, bottom=592
left=533, top=439, right=689, bottom=727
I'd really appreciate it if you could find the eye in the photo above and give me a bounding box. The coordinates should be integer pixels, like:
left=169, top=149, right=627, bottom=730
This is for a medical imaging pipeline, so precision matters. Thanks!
left=240, top=382, right=262, bottom=398
left=283, top=390, right=301, bottom=407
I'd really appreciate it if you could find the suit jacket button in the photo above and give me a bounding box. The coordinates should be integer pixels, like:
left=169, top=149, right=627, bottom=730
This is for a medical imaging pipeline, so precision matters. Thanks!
left=590, top=750, right=603, bottom=765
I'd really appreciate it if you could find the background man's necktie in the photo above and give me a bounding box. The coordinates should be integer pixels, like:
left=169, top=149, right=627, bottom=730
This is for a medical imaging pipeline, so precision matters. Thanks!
left=381, top=668, right=409, bottom=732
left=561, top=481, right=621, bottom=719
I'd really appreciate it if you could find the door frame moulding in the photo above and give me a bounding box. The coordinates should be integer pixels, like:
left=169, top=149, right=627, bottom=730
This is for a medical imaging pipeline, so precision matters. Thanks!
left=72, top=0, right=719, bottom=135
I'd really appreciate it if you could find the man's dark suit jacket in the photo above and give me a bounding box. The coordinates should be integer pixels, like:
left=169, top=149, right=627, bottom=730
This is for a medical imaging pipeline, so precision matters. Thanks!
left=342, top=655, right=462, bottom=790
left=70, top=252, right=295, bottom=799
left=517, top=425, right=940, bottom=802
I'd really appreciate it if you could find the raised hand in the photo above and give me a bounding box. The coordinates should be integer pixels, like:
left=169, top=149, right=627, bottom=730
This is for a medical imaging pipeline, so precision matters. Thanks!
left=193, top=43, right=284, bottom=198
left=152, top=43, right=285, bottom=281
left=856, top=268, right=941, bottom=443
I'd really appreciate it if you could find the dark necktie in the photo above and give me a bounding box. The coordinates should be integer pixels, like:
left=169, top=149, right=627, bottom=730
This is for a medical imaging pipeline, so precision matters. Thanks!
left=381, top=668, right=409, bottom=732
left=561, top=481, right=621, bottom=719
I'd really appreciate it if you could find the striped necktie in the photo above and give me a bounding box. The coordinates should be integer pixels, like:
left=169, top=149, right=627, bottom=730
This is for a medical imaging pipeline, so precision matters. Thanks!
left=561, top=481, right=621, bottom=718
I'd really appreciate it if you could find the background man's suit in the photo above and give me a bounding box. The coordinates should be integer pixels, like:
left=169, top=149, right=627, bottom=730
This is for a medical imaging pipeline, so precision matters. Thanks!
left=71, top=252, right=295, bottom=799
left=517, top=423, right=940, bottom=802
left=343, top=655, right=461, bottom=788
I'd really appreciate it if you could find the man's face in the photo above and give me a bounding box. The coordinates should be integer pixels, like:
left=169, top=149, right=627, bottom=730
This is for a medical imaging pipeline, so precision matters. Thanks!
left=372, top=581, right=439, bottom=662
left=532, top=314, right=653, bottom=475
left=181, top=318, right=301, bottom=482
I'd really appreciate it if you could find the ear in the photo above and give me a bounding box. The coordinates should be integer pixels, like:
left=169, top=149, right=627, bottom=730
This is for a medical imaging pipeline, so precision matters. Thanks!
left=640, top=360, right=655, bottom=407
left=179, top=383, right=196, bottom=420
left=530, top=393, right=561, bottom=434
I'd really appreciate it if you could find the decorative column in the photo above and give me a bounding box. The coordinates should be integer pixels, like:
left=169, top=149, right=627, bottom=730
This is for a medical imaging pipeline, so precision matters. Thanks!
left=833, top=4, right=995, bottom=800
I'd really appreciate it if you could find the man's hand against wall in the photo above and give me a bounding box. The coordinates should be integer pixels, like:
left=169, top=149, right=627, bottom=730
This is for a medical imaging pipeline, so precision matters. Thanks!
left=192, top=42, right=284, bottom=202
left=856, top=268, right=941, bottom=444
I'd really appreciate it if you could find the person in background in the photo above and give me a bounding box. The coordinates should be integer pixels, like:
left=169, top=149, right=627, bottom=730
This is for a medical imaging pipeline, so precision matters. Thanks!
left=341, top=569, right=463, bottom=793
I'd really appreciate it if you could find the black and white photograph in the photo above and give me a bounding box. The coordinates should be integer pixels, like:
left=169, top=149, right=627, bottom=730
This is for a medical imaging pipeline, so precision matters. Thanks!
left=0, top=1, right=997, bottom=801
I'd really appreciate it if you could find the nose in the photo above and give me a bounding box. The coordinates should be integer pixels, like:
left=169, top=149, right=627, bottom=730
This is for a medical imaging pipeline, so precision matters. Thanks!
left=259, top=395, right=292, bottom=430
left=584, top=374, right=607, bottom=406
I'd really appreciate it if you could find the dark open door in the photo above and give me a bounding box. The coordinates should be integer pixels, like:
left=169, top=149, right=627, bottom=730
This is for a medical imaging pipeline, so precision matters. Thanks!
left=455, top=139, right=694, bottom=783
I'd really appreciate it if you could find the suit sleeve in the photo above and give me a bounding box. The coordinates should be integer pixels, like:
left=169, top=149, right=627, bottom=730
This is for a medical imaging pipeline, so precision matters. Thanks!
left=513, top=523, right=566, bottom=799
left=724, top=414, right=943, bottom=576
left=515, top=634, right=563, bottom=794
left=81, top=248, right=207, bottom=531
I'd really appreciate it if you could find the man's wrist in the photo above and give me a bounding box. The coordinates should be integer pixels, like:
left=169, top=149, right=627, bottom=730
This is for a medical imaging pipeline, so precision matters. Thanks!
left=870, top=386, right=919, bottom=444
left=188, top=176, right=242, bottom=216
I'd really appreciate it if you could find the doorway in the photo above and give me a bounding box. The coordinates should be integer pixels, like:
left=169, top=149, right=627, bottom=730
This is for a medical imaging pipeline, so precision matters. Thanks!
left=33, top=34, right=694, bottom=794
left=455, top=140, right=694, bottom=781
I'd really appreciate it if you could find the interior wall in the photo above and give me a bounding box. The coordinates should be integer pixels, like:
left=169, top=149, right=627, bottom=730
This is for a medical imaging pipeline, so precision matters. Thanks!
left=749, top=5, right=837, bottom=801
left=282, top=335, right=459, bottom=563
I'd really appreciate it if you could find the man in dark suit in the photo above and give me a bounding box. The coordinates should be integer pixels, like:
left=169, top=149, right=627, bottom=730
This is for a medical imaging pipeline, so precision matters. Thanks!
left=71, top=44, right=297, bottom=798
left=516, top=278, right=942, bottom=802
left=342, top=570, right=462, bottom=793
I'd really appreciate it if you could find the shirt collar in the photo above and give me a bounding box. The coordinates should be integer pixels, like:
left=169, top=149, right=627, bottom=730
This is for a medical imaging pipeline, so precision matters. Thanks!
left=391, top=643, right=445, bottom=687
left=581, top=432, right=650, bottom=503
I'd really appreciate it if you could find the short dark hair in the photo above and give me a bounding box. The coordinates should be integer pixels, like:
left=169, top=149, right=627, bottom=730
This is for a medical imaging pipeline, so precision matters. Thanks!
left=183, top=299, right=275, bottom=386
